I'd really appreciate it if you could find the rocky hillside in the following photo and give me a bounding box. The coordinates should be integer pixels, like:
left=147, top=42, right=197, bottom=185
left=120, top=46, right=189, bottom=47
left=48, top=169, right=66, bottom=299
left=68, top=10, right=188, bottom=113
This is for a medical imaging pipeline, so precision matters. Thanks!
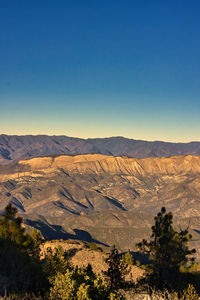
left=40, top=240, right=144, bottom=282
left=1, top=134, right=200, bottom=163
left=0, top=153, right=200, bottom=255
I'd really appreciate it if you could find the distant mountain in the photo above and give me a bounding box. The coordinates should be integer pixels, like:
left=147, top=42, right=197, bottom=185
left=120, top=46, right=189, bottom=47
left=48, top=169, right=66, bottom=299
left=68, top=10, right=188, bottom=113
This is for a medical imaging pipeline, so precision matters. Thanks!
left=1, top=153, right=200, bottom=255
left=0, top=134, right=200, bottom=164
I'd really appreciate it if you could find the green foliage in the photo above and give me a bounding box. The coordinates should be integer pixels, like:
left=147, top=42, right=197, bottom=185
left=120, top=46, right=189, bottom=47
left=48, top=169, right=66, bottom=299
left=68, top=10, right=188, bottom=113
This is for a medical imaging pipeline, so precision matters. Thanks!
left=135, top=260, right=141, bottom=267
left=50, top=269, right=76, bottom=299
left=0, top=203, right=47, bottom=295
left=0, top=204, right=125, bottom=298
left=30, top=228, right=43, bottom=258
left=50, top=265, right=118, bottom=300
left=2, top=203, right=198, bottom=298
left=136, top=207, right=196, bottom=288
left=0, top=203, right=32, bottom=251
left=0, top=204, right=124, bottom=298
left=122, top=251, right=133, bottom=265
left=86, top=242, right=103, bottom=252
left=104, top=245, right=128, bottom=290
left=42, top=246, right=71, bottom=280
left=44, top=248, right=120, bottom=299
left=88, top=242, right=98, bottom=251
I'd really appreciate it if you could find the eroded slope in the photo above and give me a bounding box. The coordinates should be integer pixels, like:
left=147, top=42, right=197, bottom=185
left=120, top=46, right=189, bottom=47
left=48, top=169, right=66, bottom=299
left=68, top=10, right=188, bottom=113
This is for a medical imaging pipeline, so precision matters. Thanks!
left=0, top=154, right=200, bottom=252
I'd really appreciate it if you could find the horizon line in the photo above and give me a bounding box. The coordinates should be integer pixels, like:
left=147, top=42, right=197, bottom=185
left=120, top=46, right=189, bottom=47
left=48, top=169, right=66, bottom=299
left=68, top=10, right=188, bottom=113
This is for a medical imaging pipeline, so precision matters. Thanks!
left=0, top=133, right=199, bottom=144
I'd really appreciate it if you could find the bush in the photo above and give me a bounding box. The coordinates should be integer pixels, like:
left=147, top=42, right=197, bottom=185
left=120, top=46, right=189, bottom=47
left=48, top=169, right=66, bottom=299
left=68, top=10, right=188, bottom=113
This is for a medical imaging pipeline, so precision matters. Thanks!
left=88, top=242, right=98, bottom=251
left=122, top=251, right=133, bottom=265
left=50, top=265, right=118, bottom=300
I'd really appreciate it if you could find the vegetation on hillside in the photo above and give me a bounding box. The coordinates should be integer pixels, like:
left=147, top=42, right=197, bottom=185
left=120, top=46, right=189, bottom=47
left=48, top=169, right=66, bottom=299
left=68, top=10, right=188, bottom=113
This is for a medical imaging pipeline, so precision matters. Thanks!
left=0, top=204, right=123, bottom=299
left=0, top=203, right=46, bottom=295
left=103, top=245, right=128, bottom=290
left=136, top=206, right=197, bottom=291
left=0, top=203, right=200, bottom=299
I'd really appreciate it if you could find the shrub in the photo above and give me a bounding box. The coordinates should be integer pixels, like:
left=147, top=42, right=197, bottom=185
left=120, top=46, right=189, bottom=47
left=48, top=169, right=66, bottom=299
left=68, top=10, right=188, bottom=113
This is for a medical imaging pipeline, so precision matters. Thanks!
left=122, top=251, right=133, bottom=265
left=50, top=265, right=118, bottom=300
left=88, top=242, right=98, bottom=251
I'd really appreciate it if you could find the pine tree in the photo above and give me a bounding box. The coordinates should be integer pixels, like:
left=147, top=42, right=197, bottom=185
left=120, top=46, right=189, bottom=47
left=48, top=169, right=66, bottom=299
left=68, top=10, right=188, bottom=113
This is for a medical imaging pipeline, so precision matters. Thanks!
left=136, top=207, right=196, bottom=288
left=0, top=203, right=46, bottom=294
left=104, top=245, right=128, bottom=290
left=123, top=251, right=133, bottom=265
left=0, top=203, right=32, bottom=251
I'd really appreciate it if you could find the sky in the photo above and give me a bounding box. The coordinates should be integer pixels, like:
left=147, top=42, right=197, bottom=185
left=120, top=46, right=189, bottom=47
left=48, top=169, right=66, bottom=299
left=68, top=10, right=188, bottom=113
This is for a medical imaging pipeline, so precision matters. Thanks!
left=0, top=0, right=200, bottom=142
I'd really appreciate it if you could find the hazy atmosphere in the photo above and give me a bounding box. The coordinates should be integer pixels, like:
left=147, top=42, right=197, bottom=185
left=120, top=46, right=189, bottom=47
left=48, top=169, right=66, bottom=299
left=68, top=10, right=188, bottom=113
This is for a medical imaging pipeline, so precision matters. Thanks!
left=1, top=0, right=200, bottom=141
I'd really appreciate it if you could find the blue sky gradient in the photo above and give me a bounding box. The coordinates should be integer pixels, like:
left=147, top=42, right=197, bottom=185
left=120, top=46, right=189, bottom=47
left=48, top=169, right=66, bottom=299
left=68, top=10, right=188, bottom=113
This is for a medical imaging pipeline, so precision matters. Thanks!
left=0, top=1, right=200, bottom=141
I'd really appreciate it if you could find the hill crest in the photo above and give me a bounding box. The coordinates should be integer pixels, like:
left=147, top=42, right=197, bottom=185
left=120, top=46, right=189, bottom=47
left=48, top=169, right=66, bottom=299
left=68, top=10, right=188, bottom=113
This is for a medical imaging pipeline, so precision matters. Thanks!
left=1, top=154, right=200, bottom=181
left=1, top=134, right=200, bottom=164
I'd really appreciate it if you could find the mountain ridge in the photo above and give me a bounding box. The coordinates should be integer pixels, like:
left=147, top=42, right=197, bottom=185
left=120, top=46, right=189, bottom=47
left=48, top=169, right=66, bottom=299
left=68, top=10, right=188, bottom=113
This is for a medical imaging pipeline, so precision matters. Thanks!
left=1, top=134, right=200, bottom=164
left=1, top=153, right=200, bottom=254
left=1, top=153, right=200, bottom=180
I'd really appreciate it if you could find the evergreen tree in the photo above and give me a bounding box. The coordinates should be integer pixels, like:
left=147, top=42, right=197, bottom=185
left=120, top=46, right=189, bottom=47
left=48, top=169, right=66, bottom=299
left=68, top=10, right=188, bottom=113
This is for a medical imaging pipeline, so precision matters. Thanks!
left=0, top=203, right=46, bottom=295
left=136, top=207, right=196, bottom=288
left=42, top=246, right=71, bottom=280
left=0, top=203, right=33, bottom=251
left=122, top=251, right=133, bottom=265
left=104, top=245, right=128, bottom=290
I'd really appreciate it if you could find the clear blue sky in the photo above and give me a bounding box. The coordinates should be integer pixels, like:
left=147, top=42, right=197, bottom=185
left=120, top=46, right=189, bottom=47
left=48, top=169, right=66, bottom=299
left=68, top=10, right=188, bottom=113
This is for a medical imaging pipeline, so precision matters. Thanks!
left=0, top=0, right=200, bottom=142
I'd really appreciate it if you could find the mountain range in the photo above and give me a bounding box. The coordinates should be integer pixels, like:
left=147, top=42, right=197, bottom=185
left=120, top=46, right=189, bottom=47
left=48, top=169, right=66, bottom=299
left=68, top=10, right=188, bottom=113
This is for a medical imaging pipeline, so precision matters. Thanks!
left=0, top=153, right=200, bottom=257
left=1, top=134, right=200, bottom=164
